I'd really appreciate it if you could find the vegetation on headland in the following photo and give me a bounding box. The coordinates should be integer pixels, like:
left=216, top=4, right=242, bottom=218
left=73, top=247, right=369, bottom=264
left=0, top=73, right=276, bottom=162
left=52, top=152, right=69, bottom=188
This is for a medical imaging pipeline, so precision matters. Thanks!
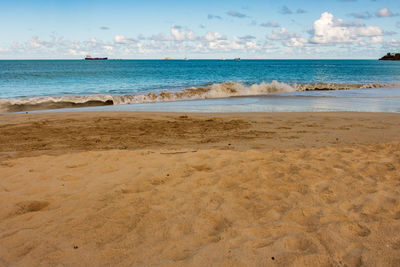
left=379, top=52, right=400, bottom=60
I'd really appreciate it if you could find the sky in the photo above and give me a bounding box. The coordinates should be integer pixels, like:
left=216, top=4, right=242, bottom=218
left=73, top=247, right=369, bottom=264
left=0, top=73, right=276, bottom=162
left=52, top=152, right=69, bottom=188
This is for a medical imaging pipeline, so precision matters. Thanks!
left=0, top=0, right=399, bottom=59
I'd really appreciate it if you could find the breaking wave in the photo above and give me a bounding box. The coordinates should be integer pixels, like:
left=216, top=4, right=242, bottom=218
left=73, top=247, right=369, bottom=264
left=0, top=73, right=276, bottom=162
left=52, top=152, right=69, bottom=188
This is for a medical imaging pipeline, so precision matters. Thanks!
left=0, top=81, right=396, bottom=113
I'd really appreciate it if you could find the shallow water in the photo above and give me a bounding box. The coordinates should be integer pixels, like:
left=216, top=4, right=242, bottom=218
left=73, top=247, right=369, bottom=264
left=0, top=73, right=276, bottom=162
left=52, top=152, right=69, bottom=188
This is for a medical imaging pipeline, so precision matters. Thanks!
left=20, top=87, right=400, bottom=114
left=1, top=59, right=400, bottom=113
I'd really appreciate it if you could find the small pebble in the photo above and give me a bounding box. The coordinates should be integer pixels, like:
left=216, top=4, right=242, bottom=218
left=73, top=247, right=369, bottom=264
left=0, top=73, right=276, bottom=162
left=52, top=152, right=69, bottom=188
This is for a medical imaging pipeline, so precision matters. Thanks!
left=73, top=245, right=79, bottom=249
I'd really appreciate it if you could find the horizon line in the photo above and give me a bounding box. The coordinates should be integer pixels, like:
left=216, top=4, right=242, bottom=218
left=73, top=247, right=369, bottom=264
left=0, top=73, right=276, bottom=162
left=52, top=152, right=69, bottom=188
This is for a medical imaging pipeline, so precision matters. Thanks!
left=0, top=58, right=381, bottom=60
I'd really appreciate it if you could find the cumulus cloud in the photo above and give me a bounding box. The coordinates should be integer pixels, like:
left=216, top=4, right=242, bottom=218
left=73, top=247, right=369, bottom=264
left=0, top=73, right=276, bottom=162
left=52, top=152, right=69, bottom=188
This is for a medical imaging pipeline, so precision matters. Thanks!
left=0, top=46, right=9, bottom=52
left=376, top=8, right=398, bottom=18
left=267, top=28, right=308, bottom=47
left=285, top=37, right=308, bottom=47
left=267, top=28, right=301, bottom=40
left=310, top=12, right=383, bottom=44
left=30, top=36, right=42, bottom=48
left=204, top=32, right=227, bottom=41
left=1, top=16, right=392, bottom=59
left=226, top=10, right=248, bottom=18
left=3, top=34, right=119, bottom=58
left=384, top=39, right=400, bottom=48
left=383, top=30, right=397, bottom=36
left=169, top=26, right=195, bottom=41
left=170, top=26, right=186, bottom=41
left=114, top=35, right=136, bottom=44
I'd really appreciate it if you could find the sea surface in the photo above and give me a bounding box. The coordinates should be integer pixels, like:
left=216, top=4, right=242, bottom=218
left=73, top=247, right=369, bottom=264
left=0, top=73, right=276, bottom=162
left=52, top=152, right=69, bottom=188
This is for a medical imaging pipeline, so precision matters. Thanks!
left=1, top=59, right=400, bottom=113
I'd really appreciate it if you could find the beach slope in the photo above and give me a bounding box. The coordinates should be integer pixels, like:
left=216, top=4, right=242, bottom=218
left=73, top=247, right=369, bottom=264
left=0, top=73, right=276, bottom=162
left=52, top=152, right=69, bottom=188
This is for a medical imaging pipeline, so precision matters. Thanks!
left=0, top=112, right=400, bottom=266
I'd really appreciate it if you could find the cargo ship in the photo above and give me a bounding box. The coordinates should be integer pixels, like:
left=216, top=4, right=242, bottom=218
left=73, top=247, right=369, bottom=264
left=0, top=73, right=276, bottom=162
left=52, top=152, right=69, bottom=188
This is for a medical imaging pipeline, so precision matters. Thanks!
left=85, top=55, right=108, bottom=60
left=379, top=53, right=400, bottom=60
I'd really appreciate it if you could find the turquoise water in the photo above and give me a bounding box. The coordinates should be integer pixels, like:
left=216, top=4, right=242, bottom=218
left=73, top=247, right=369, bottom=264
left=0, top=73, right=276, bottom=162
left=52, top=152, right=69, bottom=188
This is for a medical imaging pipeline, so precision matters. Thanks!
left=1, top=59, right=400, bottom=112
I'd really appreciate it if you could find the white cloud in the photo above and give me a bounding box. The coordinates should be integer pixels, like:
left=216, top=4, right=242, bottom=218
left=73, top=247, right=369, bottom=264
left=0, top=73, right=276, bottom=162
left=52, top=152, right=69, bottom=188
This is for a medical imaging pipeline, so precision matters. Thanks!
left=285, top=37, right=308, bottom=47
left=69, top=49, right=86, bottom=56
left=170, top=26, right=186, bottom=41
left=266, top=28, right=308, bottom=47
left=384, top=39, right=400, bottom=48
left=114, top=35, right=129, bottom=44
left=376, top=8, right=398, bottom=18
left=310, top=12, right=383, bottom=44
left=30, top=36, right=41, bottom=48
left=204, top=32, right=226, bottom=41
left=0, top=46, right=9, bottom=52
left=1, top=17, right=392, bottom=59
left=187, top=31, right=195, bottom=41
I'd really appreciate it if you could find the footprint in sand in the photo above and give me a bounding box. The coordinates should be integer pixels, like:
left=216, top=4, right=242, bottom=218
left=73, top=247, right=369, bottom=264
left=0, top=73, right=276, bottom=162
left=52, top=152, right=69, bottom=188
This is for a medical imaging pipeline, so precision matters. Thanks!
left=342, top=247, right=363, bottom=267
left=284, top=234, right=318, bottom=253
left=149, top=177, right=168, bottom=185
left=341, top=222, right=371, bottom=237
left=15, top=200, right=49, bottom=214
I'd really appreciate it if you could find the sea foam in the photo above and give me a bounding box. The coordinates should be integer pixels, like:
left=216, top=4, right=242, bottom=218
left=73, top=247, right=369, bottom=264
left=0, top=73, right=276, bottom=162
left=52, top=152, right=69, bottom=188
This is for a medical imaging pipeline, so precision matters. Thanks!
left=0, top=81, right=395, bottom=112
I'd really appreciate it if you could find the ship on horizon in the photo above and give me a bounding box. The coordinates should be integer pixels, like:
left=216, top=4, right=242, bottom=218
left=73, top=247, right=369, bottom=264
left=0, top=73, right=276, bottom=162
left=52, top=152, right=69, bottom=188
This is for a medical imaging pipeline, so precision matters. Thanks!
left=85, top=55, right=108, bottom=60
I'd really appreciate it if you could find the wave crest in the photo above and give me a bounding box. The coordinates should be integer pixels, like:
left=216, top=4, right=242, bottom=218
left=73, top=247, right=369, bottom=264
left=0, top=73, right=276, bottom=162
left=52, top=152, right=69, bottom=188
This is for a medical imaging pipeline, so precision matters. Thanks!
left=0, top=81, right=396, bottom=112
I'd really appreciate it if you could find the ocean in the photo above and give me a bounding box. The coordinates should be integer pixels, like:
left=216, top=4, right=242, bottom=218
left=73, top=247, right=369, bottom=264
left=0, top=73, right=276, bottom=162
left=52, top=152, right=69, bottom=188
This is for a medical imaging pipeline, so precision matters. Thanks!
left=1, top=59, right=400, bottom=113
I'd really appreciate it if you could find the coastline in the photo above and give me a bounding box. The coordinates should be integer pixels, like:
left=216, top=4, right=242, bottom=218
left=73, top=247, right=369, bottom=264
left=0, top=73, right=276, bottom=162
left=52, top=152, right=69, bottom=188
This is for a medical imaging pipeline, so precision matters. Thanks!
left=1, top=83, right=399, bottom=114
left=1, top=85, right=400, bottom=116
left=1, top=111, right=400, bottom=266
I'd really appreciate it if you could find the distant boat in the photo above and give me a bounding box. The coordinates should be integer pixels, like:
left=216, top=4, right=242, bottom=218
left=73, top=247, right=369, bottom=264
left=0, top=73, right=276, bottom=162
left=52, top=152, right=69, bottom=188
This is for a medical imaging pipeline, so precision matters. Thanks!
left=221, top=57, right=226, bottom=61
left=183, top=57, right=188, bottom=61
left=85, top=55, right=107, bottom=60
left=164, top=57, right=173, bottom=60
left=234, top=58, right=240, bottom=61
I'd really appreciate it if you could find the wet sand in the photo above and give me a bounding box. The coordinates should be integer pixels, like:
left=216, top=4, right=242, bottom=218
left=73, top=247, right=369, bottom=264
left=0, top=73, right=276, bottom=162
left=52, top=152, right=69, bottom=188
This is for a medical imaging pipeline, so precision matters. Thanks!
left=0, top=112, right=400, bottom=266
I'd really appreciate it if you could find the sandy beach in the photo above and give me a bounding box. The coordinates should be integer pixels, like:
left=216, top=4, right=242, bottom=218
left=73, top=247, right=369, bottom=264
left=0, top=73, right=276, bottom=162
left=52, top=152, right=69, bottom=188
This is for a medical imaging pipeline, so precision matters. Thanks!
left=1, top=111, right=400, bottom=266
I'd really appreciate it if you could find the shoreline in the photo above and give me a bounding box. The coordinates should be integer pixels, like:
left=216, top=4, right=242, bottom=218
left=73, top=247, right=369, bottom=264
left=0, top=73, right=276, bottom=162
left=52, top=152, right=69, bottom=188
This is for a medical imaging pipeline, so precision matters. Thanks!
left=1, top=111, right=400, bottom=160
left=1, top=84, right=399, bottom=114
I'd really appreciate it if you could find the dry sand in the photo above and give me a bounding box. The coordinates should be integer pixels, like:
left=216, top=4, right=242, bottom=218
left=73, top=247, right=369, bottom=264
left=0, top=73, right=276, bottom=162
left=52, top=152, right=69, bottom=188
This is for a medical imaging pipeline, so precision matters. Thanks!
left=0, top=112, right=400, bottom=266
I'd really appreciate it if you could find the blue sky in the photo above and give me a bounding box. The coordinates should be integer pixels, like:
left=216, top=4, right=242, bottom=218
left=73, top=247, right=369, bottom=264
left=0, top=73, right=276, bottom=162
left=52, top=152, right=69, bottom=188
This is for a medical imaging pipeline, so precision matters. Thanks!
left=0, top=0, right=399, bottom=59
